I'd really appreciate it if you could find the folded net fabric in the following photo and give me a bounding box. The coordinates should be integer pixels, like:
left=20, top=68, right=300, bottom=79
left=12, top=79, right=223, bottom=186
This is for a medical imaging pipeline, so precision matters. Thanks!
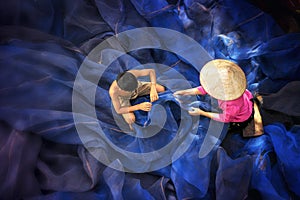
left=0, top=0, right=300, bottom=199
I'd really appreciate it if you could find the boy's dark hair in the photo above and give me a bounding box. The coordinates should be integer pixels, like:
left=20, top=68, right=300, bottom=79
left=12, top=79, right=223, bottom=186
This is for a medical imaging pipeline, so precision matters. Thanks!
left=116, top=71, right=138, bottom=92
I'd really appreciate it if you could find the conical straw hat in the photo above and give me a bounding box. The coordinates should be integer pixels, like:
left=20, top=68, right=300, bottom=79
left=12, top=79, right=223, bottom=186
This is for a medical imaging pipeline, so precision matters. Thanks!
left=200, top=59, right=247, bottom=101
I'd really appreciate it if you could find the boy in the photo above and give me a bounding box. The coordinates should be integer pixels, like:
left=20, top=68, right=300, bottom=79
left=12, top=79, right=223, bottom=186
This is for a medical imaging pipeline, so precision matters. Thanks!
left=109, top=69, right=165, bottom=130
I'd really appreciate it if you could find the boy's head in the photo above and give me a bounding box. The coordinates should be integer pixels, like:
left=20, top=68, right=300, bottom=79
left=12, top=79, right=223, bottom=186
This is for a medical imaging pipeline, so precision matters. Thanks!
left=116, top=71, right=138, bottom=92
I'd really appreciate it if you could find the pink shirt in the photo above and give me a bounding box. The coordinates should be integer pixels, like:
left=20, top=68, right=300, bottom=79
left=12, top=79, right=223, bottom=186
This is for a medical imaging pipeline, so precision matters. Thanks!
left=197, top=86, right=253, bottom=123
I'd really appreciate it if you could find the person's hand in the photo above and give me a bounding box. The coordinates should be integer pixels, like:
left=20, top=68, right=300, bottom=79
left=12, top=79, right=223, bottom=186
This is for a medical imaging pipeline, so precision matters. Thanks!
left=188, top=107, right=203, bottom=116
left=150, top=87, right=158, bottom=102
left=138, top=102, right=152, bottom=111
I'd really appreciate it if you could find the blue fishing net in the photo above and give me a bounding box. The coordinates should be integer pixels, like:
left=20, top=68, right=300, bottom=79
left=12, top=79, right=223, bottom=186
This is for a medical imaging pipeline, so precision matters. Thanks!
left=0, top=0, right=300, bottom=199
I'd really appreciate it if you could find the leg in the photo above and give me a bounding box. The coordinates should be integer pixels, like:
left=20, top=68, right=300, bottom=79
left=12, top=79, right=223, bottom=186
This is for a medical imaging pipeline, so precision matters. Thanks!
left=119, top=97, right=136, bottom=130
left=156, top=83, right=165, bottom=93
left=122, top=112, right=136, bottom=130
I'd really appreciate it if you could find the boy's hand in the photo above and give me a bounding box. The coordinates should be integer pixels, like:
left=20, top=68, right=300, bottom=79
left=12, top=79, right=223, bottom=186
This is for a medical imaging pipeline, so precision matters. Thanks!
left=138, top=102, right=152, bottom=111
left=150, top=90, right=158, bottom=102
left=150, top=85, right=159, bottom=102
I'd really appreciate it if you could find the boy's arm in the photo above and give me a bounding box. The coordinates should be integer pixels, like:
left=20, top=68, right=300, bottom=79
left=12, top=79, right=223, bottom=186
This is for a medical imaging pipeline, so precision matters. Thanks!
left=130, top=69, right=159, bottom=102
left=110, top=92, right=152, bottom=114
left=129, top=69, right=156, bottom=83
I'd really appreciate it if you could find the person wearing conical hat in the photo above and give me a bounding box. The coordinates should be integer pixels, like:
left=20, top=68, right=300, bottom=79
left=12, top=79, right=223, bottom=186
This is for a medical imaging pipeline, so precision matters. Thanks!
left=174, top=59, right=263, bottom=136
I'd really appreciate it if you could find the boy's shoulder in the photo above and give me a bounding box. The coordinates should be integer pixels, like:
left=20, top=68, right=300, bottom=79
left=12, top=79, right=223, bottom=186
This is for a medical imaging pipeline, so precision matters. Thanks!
left=109, top=80, right=117, bottom=96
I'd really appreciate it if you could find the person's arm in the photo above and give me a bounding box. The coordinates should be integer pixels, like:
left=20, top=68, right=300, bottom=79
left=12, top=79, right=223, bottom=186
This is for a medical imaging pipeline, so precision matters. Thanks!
left=188, top=105, right=238, bottom=123
left=110, top=91, right=152, bottom=114
left=129, top=69, right=156, bottom=82
left=188, top=107, right=220, bottom=119
left=130, top=69, right=159, bottom=102
left=174, top=87, right=202, bottom=96
left=175, top=86, right=207, bottom=96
